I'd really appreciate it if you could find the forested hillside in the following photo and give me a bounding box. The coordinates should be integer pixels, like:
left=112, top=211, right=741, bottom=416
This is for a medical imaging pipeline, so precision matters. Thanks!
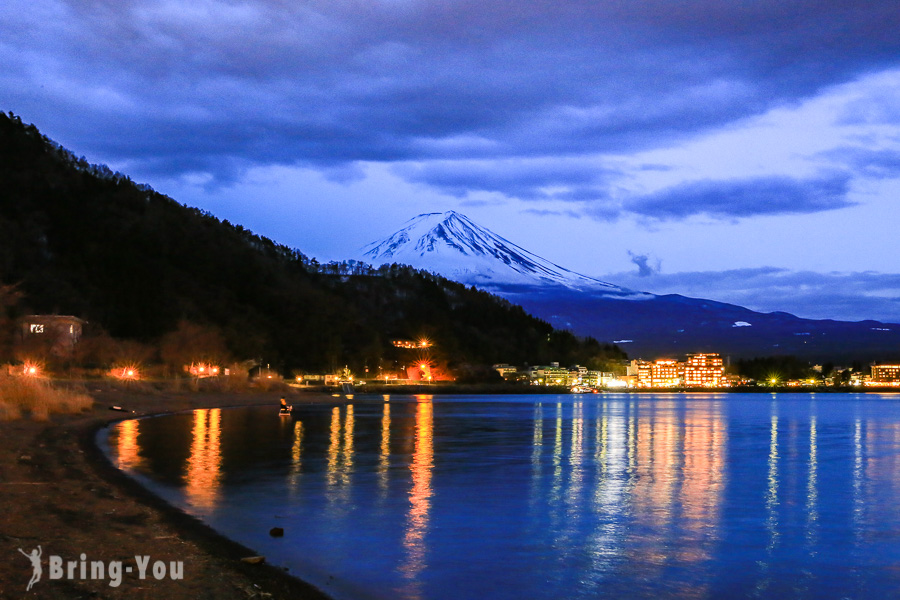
left=0, top=112, right=625, bottom=375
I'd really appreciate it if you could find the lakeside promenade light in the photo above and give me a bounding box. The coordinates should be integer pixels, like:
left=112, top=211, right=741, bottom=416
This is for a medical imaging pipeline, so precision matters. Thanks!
left=110, top=365, right=140, bottom=380
left=22, top=362, right=40, bottom=376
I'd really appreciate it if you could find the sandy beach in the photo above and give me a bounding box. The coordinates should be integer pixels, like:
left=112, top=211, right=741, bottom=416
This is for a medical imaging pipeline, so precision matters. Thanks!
left=0, top=383, right=336, bottom=599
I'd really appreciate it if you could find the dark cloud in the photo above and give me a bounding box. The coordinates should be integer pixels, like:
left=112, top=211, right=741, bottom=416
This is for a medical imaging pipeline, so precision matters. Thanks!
left=395, top=158, right=615, bottom=202
left=821, top=147, right=900, bottom=179
left=2, top=0, right=900, bottom=191
left=602, top=267, right=900, bottom=322
left=521, top=208, right=582, bottom=219
left=625, top=174, right=855, bottom=220
left=627, top=251, right=661, bottom=277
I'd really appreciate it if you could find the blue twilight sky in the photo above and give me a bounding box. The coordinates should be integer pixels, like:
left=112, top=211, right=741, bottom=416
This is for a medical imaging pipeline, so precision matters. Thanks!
left=4, top=0, right=900, bottom=322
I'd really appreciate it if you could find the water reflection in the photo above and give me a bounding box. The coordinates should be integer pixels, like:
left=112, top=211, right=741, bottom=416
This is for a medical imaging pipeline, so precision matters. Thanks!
left=103, top=394, right=900, bottom=600
left=530, top=399, right=729, bottom=595
left=862, top=414, right=900, bottom=544
left=289, top=420, right=304, bottom=493
left=551, top=402, right=563, bottom=505
left=184, top=408, right=222, bottom=509
left=115, top=418, right=142, bottom=471
left=806, top=415, right=818, bottom=550
left=401, top=397, right=434, bottom=599
left=679, top=403, right=727, bottom=565
left=379, top=402, right=391, bottom=496
left=530, top=402, right=544, bottom=511
left=588, top=403, right=627, bottom=580
left=116, top=419, right=141, bottom=470
left=853, top=418, right=863, bottom=530
left=766, top=411, right=780, bottom=554
left=327, top=405, right=355, bottom=488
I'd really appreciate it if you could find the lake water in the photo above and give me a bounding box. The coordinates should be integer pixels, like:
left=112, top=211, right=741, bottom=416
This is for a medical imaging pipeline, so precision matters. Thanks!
left=101, top=393, right=900, bottom=600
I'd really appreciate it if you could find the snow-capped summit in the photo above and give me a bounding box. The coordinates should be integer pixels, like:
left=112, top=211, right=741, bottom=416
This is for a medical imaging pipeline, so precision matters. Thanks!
left=361, top=211, right=632, bottom=292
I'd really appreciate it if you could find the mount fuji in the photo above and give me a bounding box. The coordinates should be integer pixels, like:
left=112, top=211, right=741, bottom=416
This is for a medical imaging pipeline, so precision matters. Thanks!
left=362, top=211, right=646, bottom=296
left=361, top=212, right=900, bottom=361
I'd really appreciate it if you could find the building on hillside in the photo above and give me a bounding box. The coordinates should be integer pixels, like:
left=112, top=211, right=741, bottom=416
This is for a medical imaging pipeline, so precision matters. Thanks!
left=19, top=315, right=85, bottom=356
left=683, top=353, right=726, bottom=387
left=493, top=364, right=519, bottom=378
left=527, top=363, right=572, bottom=386
left=582, top=370, right=616, bottom=387
left=392, top=339, right=432, bottom=349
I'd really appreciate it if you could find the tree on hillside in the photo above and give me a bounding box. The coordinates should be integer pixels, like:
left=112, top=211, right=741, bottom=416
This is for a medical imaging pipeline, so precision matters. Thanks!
left=0, top=283, right=22, bottom=362
left=159, top=320, right=231, bottom=374
left=736, top=356, right=815, bottom=382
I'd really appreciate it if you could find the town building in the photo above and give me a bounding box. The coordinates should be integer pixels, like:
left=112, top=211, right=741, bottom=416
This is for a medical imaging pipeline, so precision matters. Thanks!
left=627, top=359, right=680, bottom=387
left=871, top=364, right=900, bottom=384
left=391, top=339, right=431, bottom=349
left=581, top=370, right=616, bottom=387
left=627, top=360, right=653, bottom=387
left=527, top=363, right=573, bottom=386
left=651, top=359, right=680, bottom=387
left=19, top=315, right=85, bottom=356
left=493, top=364, right=519, bottom=378
left=683, top=353, right=726, bottom=387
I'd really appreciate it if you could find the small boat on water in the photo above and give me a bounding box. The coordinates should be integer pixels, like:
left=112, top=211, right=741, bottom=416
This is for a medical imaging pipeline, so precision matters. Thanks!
left=279, top=398, right=292, bottom=416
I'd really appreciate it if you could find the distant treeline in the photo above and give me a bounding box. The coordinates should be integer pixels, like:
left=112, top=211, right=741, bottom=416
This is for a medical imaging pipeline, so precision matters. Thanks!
left=0, top=112, right=626, bottom=376
left=734, top=355, right=864, bottom=383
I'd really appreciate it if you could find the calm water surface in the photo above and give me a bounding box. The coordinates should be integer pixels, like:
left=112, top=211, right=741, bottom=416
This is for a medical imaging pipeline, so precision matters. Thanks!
left=102, top=393, right=900, bottom=599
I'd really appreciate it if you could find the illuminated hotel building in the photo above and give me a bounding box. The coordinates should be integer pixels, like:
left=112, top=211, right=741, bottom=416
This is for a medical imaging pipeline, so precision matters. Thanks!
left=627, top=360, right=653, bottom=387
left=628, top=359, right=680, bottom=387
left=683, top=353, right=725, bottom=387
left=871, top=365, right=900, bottom=384
left=651, top=359, right=680, bottom=387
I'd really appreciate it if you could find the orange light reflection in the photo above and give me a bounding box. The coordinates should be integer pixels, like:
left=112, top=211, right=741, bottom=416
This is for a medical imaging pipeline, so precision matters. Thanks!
left=401, top=398, right=434, bottom=598
left=115, top=419, right=142, bottom=471
left=184, top=408, right=222, bottom=510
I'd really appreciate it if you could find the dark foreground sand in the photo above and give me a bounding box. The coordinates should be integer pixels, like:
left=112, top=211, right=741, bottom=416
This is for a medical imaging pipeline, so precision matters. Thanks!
left=0, top=384, right=336, bottom=600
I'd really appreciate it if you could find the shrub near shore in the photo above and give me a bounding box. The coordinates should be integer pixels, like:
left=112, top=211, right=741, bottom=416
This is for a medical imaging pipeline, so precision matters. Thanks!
left=0, top=371, right=93, bottom=421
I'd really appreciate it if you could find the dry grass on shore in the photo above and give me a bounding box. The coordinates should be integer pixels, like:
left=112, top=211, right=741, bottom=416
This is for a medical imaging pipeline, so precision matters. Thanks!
left=0, top=372, right=93, bottom=421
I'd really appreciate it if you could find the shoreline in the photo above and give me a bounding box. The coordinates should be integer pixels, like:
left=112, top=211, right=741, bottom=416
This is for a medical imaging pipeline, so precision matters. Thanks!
left=0, top=384, right=337, bottom=599
left=312, top=383, right=900, bottom=395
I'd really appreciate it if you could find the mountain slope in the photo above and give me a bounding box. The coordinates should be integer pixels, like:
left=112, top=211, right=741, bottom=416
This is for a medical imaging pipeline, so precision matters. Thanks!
left=364, top=212, right=900, bottom=362
left=498, top=283, right=900, bottom=362
left=0, top=112, right=624, bottom=372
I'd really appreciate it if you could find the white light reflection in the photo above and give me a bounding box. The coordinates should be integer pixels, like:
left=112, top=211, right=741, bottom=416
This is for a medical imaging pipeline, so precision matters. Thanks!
left=853, top=418, right=864, bottom=531
left=551, top=403, right=564, bottom=505
left=587, top=402, right=627, bottom=578
left=806, top=415, right=819, bottom=550
left=766, top=412, right=780, bottom=552
left=756, top=408, right=780, bottom=595
left=530, top=402, right=544, bottom=512
left=567, top=402, right=585, bottom=510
